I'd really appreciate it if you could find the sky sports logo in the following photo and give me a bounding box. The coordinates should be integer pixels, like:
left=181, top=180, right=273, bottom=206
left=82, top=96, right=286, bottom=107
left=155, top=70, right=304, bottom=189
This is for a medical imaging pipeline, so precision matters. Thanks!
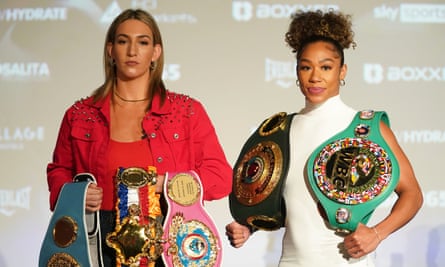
left=363, top=64, right=445, bottom=84
left=232, top=1, right=338, bottom=21
left=374, top=3, right=445, bottom=23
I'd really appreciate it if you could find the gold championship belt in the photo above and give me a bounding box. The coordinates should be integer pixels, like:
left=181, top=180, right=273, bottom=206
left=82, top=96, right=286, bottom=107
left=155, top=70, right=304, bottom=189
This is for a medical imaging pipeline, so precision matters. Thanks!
left=229, top=112, right=296, bottom=231
left=106, top=166, right=164, bottom=267
left=307, top=110, right=400, bottom=232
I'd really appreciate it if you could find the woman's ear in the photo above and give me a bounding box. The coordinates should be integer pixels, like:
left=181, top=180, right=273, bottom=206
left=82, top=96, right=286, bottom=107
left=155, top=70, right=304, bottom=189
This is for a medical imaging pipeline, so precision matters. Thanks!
left=107, top=42, right=113, bottom=60
left=340, top=63, right=348, bottom=80
left=152, top=44, right=162, bottom=62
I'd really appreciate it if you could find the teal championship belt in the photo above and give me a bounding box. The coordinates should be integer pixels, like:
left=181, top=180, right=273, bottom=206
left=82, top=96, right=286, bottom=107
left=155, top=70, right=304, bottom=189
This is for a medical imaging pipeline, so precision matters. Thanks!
left=162, top=171, right=222, bottom=267
left=230, top=112, right=295, bottom=231
left=39, top=173, right=103, bottom=267
left=307, top=110, right=400, bottom=232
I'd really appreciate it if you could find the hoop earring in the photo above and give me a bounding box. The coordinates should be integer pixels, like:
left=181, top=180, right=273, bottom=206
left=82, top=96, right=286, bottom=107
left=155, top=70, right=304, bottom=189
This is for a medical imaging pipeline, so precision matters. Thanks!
left=340, top=79, right=346, bottom=86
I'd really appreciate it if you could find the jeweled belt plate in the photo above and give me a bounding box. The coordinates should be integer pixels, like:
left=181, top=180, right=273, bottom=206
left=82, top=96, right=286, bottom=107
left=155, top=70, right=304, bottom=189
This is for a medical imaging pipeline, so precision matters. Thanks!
left=106, top=166, right=163, bottom=266
left=307, top=110, right=400, bottom=232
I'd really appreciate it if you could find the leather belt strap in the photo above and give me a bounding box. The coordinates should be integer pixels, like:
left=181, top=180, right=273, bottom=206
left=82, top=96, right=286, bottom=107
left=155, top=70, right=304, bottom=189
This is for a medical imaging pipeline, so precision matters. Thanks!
left=307, top=110, right=400, bottom=232
left=39, top=173, right=103, bottom=267
left=162, top=170, right=222, bottom=267
left=229, top=112, right=295, bottom=231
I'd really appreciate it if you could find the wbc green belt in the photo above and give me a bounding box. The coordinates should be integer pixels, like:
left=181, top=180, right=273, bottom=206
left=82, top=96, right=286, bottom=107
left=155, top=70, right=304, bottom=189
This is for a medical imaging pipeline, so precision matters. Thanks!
left=307, top=110, right=400, bottom=232
left=230, top=112, right=295, bottom=231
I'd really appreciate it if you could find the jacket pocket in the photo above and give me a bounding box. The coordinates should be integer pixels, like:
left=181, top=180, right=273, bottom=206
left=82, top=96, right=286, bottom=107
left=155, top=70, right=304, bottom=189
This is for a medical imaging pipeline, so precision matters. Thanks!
left=71, top=126, right=97, bottom=141
left=161, top=126, right=191, bottom=169
left=162, top=127, right=189, bottom=144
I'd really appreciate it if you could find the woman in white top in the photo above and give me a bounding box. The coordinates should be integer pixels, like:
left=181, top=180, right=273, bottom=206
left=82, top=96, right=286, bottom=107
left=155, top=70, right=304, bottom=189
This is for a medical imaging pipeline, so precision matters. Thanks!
left=225, top=9, right=423, bottom=267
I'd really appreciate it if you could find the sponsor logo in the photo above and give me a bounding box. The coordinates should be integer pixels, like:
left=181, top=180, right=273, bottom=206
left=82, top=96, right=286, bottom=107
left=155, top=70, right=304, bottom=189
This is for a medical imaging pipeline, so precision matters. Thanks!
left=394, top=130, right=445, bottom=144
left=130, top=0, right=158, bottom=10
left=0, top=62, right=50, bottom=80
left=265, top=58, right=295, bottom=88
left=424, top=190, right=445, bottom=208
left=100, top=1, right=122, bottom=24
left=0, top=187, right=31, bottom=216
left=0, top=127, right=45, bottom=151
left=0, top=7, right=68, bottom=22
left=163, top=64, right=181, bottom=81
left=374, top=3, right=445, bottom=23
left=363, top=63, right=445, bottom=84
left=232, top=1, right=339, bottom=21
left=101, top=0, right=197, bottom=25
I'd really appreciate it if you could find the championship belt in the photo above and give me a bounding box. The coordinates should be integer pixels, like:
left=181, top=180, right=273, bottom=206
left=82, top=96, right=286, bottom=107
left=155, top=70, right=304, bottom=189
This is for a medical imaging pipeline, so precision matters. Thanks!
left=307, top=110, right=400, bottom=233
left=229, top=112, right=295, bottom=231
left=39, top=173, right=104, bottom=267
left=162, top=171, right=222, bottom=267
left=106, top=166, right=164, bottom=267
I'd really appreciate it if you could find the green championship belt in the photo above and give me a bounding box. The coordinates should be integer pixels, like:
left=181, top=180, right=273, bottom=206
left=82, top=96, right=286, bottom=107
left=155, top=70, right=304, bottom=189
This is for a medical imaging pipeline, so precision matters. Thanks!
left=230, top=112, right=295, bottom=231
left=307, top=110, right=400, bottom=233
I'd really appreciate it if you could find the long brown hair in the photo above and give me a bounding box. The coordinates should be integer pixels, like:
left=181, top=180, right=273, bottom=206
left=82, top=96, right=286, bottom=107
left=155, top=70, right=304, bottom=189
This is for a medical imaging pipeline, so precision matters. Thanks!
left=92, top=9, right=166, bottom=108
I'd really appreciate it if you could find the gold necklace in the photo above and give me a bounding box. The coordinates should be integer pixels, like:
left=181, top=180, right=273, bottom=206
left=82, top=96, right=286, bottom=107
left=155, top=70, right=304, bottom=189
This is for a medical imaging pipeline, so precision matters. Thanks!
left=114, top=90, right=149, bottom=102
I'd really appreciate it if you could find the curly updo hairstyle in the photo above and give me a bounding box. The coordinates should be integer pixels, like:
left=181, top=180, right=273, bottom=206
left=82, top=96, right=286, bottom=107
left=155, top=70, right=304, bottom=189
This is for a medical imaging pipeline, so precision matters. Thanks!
left=285, top=9, right=356, bottom=65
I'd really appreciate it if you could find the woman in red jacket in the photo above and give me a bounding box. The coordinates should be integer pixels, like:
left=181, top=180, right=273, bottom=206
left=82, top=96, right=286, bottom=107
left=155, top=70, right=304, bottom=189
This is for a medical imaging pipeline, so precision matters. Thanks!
left=46, top=9, right=232, bottom=266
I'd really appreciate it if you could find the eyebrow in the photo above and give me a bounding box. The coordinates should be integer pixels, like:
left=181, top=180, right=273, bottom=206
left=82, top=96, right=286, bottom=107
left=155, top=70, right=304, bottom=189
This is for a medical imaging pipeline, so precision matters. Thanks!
left=116, top=33, right=152, bottom=39
left=299, top=58, right=336, bottom=64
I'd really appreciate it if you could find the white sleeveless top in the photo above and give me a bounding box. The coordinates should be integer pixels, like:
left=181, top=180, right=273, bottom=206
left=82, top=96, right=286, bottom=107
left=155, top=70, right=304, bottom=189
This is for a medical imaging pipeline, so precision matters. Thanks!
left=280, top=95, right=375, bottom=267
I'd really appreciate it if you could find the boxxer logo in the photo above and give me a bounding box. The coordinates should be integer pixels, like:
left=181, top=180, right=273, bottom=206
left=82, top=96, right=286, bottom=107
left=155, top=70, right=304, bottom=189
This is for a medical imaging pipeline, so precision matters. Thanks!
left=364, top=63, right=445, bottom=84
left=232, top=1, right=253, bottom=21
left=232, top=2, right=340, bottom=21
left=363, top=64, right=384, bottom=84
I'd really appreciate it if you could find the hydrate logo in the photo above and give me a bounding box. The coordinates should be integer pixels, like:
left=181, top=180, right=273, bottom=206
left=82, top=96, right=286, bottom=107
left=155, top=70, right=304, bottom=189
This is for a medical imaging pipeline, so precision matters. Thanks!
left=395, top=130, right=445, bottom=144
left=0, top=7, right=67, bottom=21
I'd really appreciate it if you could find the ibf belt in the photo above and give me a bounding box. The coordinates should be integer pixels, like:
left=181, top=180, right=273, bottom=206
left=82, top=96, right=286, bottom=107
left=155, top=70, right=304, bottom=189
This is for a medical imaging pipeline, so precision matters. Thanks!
left=229, top=112, right=295, bottom=231
left=162, top=171, right=222, bottom=267
left=106, top=166, right=164, bottom=267
left=307, top=110, right=400, bottom=233
left=39, top=173, right=104, bottom=267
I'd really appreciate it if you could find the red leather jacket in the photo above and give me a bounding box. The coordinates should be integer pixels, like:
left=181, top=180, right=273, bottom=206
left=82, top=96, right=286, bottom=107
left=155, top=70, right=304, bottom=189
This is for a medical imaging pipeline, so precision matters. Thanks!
left=47, top=90, right=232, bottom=211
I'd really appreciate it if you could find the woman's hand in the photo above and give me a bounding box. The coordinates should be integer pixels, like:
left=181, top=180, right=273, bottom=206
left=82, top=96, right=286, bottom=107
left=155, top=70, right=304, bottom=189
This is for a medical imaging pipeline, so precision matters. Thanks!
left=85, top=183, right=103, bottom=212
left=343, top=223, right=381, bottom=258
left=155, top=174, right=165, bottom=193
left=225, top=221, right=252, bottom=248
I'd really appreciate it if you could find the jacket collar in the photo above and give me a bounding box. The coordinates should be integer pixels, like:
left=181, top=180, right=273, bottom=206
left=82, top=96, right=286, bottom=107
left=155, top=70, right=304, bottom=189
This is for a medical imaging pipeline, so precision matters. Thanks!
left=88, top=90, right=172, bottom=118
left=148, top=90, right=172, bottom=115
